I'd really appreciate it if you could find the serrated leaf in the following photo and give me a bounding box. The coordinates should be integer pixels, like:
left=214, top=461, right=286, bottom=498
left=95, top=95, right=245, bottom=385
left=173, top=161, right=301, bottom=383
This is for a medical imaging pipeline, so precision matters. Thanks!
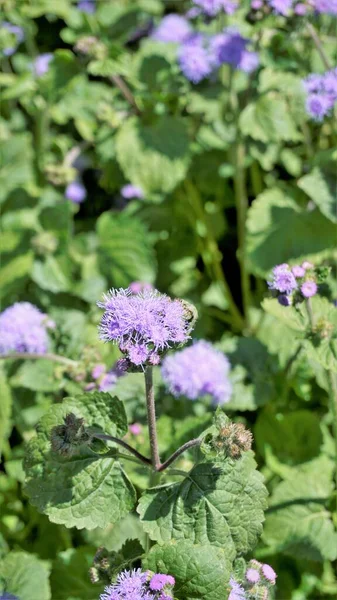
left=240, top=93, right=301, bottom=143
left=298, top=166, right=337, bottom=223
left=97, top=212, right=156, bottom=288
left=263, top=457, right=337, bottom=561
left=32, top=256, right=70, bottom=293
left=143, top=540, right=232, bottom=600
left=116, top=116, right=190, bottom=197
left=246, top=188, right=336, bottom=275
left=24, top=392, right=135, bottom=529
left=138, top=453, right=267, bottom=558
left=50, top=547, right=98, bottom=600
left=0, top=551, right=51, bottom=600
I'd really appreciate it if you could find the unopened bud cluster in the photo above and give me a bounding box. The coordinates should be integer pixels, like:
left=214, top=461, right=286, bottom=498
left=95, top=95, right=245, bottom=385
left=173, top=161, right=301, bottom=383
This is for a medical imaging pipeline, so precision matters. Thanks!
left=202, top=413, right=253, bottom=460
left=50, top=413, right=91, bottom=457
left=229, top=559, right=277, bottom=600
left=74, top=36, right=107, bottom=59
left=268, top=262, right=330, bottom=307
left=45, top=163, right=77, bottom=186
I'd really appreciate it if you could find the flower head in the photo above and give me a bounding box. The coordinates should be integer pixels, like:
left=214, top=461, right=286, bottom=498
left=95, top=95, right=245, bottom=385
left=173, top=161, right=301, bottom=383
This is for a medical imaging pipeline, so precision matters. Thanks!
left=65, top=180, right=86, bottom=203
left=121, top=184, right=144, bottom=200
left=149, top=574, right=175, bottom=591
left=129, top=423, right=142, bottom=435
left=0, top=302, right=51, bottom=355
left=246, top=568, right=260, bottom=583
left=0, top=595, right=20, bottom=600
left=162, top=340, right=232, bottom=404
left=229, top=577, right=246, bottom=600
left=1, top=21, right=24, bottom=56
left=312, top=0, right=337, bottom=14
left=292, top=265, right=305, bottom=278
left=261, top=563, right=277, bottom=584
left=34, top=53, right=53, bottom=77
left=100, top=569, right=175, bottom=599
left=268, top=263, right=297, bottom=294
left=178, top=34, right=213, bottom=83
left=301, top=280, right=318, bottom=298
left=152, top=14, right=192, bottom=44
left=78, top=0, right=96, bottom=13
left=192, top=0, right=238, bottom=16
left=129, top=281, right=154, bottom=294
left=268, top=0, right=294, bottom=15
left=278, top=294, right=292, bottom=306
left=98, top=288, right=193, bottom=366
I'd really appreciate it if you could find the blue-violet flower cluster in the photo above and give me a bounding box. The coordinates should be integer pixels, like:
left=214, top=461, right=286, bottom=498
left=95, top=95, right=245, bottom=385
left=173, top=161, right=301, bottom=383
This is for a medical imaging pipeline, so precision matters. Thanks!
left=192, top=0, right=238, bottom=17
left=100, top=568, right=175, bottom=600
left=303, top=69, right=337, bottom=121
left=152, top=14, right=192, bottom=44
left=268, top=261, right=318, bottom=306
left=161, top=340, right=232, bottom=404
left=229, top=560, right=277, bottom=600
left=0, top=302, right=53, bottom=355
left=65, top=179, right=87, bottom=203
left=120, top=184, right=144, bottom=200
left=98, top=288, right=193, bottom=367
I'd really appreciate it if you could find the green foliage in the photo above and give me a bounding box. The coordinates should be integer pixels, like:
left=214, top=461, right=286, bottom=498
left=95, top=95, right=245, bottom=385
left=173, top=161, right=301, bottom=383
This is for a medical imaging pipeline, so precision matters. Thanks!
left=24, top=392, right=135, bottom=529
left=138, top=453, right=267, bottom=559
left=0, top=551, right=51, bottom=600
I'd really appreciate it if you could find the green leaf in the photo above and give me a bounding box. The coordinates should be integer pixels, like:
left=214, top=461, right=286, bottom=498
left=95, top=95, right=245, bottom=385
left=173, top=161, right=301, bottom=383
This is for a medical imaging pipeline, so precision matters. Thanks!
left=0, top=253, right=33, bottom=301
left=50, top=547, right=98, bottom=600
left=239, top=93, right=301, bottom=143
left=0, top=133, right=35, bottom=204
left=255, top=409, right=322, bottom=465
left=143, top=541, right=232, bottom=600
left=298, top=166, right=337, bottom=223
left=0, top=368, right=12, bottom=457
left=97, top=212, right=156, bottom=288
left=246, top=188, right=336, bottom=275
left=138, top=453, right=267, bottom=558
left=24, top=392, right=135, bottom=529
left=262, top=457, right=337, bottom=561
left=116, top=116, right=190, bottom=197
left=32, top=256, right=70, bottom=293
left=0, top=551, right=51, bottom=600
left=302, top=296, right=337, bottom=372
left=11, top=360, right=59, bottom=393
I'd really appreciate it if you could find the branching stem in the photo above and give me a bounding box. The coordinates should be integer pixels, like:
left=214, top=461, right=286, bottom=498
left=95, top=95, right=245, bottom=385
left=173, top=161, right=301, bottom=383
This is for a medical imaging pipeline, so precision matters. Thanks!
left=306, top=23, right=332, bottom=71
left=93, top=433, right=152, bottom=466
left=158, top=439, right=201, bottom=472
left=144, top=367, right=161, bottom=470
left=110, top=75, right=141, bottom=115
left=0, top=352, right=78, bottom=367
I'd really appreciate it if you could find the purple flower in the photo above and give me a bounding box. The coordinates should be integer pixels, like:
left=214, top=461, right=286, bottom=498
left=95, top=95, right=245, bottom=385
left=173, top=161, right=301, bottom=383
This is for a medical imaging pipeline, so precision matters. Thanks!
left=239, top=50, right=259, bottom=73
left=1, top=21, right=24, bottom=56
left=162, top=340, right=232, bottom=404
left=261, top=563, right=277, bottom=584
left=99, top=371, right=118, bottom=392
left=152, top=14, right=192, bottom=44
left=301, top=280, right=318, bottom=298
left=278, top=294, right=292, bottom=306
left=303, top=69, right=337, bottom=120
left=100, top=569, right=175, bottom=600
left=34, top=53, right=53, bottom=77
left=246, top=568, right=260, bottom=583
left=91, top=364, right=106, bottom=380
left=294, top=2, right=308, bottom=15
left=120, top=184, right=144, bottom=200
left=0, top=302, right=51, bottom=354
left=268, top=264, right=298, bottom=294
left=65, top=180, right=86, bottom=203
left=192, top=0, right=238, bottom=16
left=306, top=93, right=334, bottom=121
left=251, top=0, right=264, bottom=8
left=292, top=265, right=305, bottom=278
left=98, top=288, right=192, bottom=366
left=211, top=30, right=248, bottom=68
left=302, top=261, right=314, bottom=270
left=312, top=0, right=337, bottom=14
left=78, top=0, right=95, bottom=13
left=268, top=0, right=294, bottom=15
left=149, top=574, right=175, bottom=591
left=0, top=595, right=20, bottom=600
left=178, top=34, right=213, bottom=83
left=229, top=577, right=246, bottom=600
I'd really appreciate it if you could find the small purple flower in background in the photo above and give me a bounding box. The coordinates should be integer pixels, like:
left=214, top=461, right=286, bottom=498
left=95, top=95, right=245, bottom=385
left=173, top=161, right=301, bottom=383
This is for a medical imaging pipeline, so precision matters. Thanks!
left=229, top=577, right=246, bottom=600
left=1, top=21, right=25, bottom=56
left=294, top=2, right=308, bottom=14
left=91, top=364, right=106, bottom=380
left=129, top=281, right=154, bottom=294
left=210, top=30, right=259, bottom=73
left=292, top=265, right=306, bottom=278
left=178, top=34, right=213, bottom=83
left=301, top=280, right=318, bottom=298
left=98, top=371, right=118, bottom=392
left=33, top=53, right=53, bottom=77
left=192, top=0, right=238, bottom=17
left=302, top=261, right=314, bottom=270
left=151, top=14, right=192, bottom=44
left=261, top=563, right=277, bottom=584
left=77, top=0, right=96, bottom=13
left=149, top=574, right=175, bottom=591
left=312, top=0, right=337, bottom=14
left=98, top=288, right=192, bottom=367
left=268, top=263, right=297, bottom=294
left=268, top=0, right=294, bottom=15
left=129, top=423, right=142, bottom=435
left=162, top=340, right=232, bottom=404
left=246, top=568, right=260, bottom=583
left=278, top=294, right=292, bottom=306
left=120, top=184, right=144, bottom=200
left=303, top=69, right=337, bottom=121
left=239, top=50, right=259, bottom=73
left=0, top=302, right=52, bottom=355
left=251, top=0, right=264, bottom=8
left=65, top=180, right=87, bottom=203
left=0, top=594, right=20, bottom=600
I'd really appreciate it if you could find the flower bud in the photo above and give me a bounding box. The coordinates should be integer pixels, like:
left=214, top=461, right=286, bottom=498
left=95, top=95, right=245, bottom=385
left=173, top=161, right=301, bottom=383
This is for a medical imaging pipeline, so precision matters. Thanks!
left=50, top=413, right=91, bottom=457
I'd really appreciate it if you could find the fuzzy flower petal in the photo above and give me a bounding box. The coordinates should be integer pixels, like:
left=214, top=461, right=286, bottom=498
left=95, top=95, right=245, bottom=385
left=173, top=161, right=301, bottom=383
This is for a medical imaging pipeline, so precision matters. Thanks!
left=268, top=263, right=297, bottom=294
left=261, top=563, right=277, bottom=583
left=229, top=577, right=247, bottom=600
left=162, top=340, right=232, bottom=404
left=149, top=574, right=175, bottom=591
left=301, top=280, right=318, bottom=298
left=120, top=184, right=144, bottom=199
left=0, top=302, right=51, bottom=355
left=65, top=180, right=86, bottom=203
left=152, top=14, right=192, bottom=43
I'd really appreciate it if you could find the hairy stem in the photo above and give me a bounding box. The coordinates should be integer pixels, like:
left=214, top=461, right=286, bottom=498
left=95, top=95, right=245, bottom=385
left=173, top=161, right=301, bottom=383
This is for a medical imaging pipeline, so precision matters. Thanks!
left=0, top=352, right=78, bottom=367
left=110, top=75, right=141, bottom=115
left=327, top=370, right=337, bottom=471
left=158, top=439, right=201, bottom=472
left=233, top=142, right=251, bottom=330
left=93, top=433, right=151, bottom=466
left=306, top=23, right=332, bottom=71
left=305, top=298, right=315, bottom=330
left=144, top=367, right=161, bottom=470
